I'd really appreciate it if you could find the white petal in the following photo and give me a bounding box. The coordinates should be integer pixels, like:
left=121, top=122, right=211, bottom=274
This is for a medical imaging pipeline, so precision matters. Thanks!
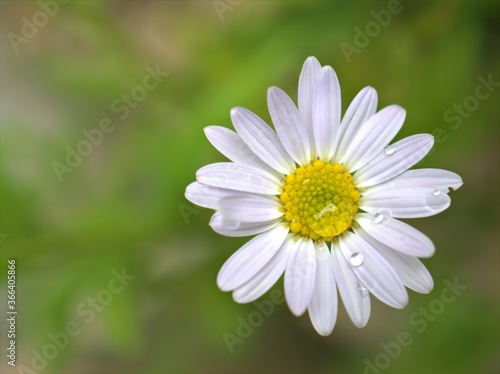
left=218, top=195, right=283, bottom=223
left=232, top=235, right=294, bottom=303
left=356, top=134, right=435, bottom=188
left=342, top=105, right=406, bottom=172
left=298, top=56, right=322, bottom=153
left=361, top=187, right=451, bottom=218
left=268, top=87, right=311, bottom=166
left=204, top=126, right=277, bottom=176
left=335, top=86, right=378, bottom=161
left=330, top=241, right=371, bottom=328
left=312, top=66, right=341, bottom=160
left=196, top=162, right=282, bottom=195
left=284, top=238, right=316, bottom=316
left=368, top=168, right=463, bottom=193
left=339, top=232, right=408, bottom=309
left=217, top=223, right=289, bottom=291
left=231, top=107, right=295, bottom=174
left=308, top=241, right=338, bottom=336
left=185, top=182, right=233, bottom=209
left=355, top=227, right=434, bottom=294
left=356, top=213, right=435, bottom=258
left=209, top=212, right=280, bottom=237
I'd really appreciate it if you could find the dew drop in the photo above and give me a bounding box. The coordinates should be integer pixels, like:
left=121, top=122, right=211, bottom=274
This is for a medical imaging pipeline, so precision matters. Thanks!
left=433, top=189, right=441, bottom=196
left=357, top=282, right=369, bottom=296
left=385, top=146, right=395, bottom=155
left=318, top=203, right=336, bottom=218
left=250, top=175, right=264, bottom=185
left=350, top=252, right=364, bottom=267
left=373, top=213, right=384, bottom=223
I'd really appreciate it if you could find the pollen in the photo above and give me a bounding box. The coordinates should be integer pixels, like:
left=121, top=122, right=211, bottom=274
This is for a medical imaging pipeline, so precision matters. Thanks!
left=280, top=160, right=360, bottom=242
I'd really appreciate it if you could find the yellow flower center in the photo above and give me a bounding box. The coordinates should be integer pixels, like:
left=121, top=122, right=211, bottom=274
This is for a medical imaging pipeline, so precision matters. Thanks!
left=280, top=160, right=360, bottom=242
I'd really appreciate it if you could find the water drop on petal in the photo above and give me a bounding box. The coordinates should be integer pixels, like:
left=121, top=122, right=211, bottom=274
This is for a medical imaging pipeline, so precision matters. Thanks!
left=350, top=252, right=364, bottom=267
left=385, top=146, right=395, bottom=155
left=357, top=281, right=369, bottom=296
left=250, top=175, right=264, bottom=185
left=373, top=213, right=384, bottom=223
left=433, top=189, right=441, bottom=196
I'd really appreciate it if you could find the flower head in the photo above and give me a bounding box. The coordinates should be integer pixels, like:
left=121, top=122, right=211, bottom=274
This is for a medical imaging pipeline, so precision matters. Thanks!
left=185, top=56, right=462, bottom=336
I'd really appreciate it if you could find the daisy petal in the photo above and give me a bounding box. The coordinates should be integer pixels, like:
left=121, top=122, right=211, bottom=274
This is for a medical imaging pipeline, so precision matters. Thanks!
left=342, top=105, right=406, bottom=172
left=355, top=227, right=434, bottom=294
left=268, top=86, right=311, bottom=166
left=231, top=107, right=295, bottom=174
left=308, top=241, right=338, bottom=336
left=312, top=66, right=341, bottom=160
left=361, top=187, right=451, bottom=218
left=209, top=212, right=280, bottom=237
left=204, top=126, right=277, bottom=175
left=356, top=213, right=435, bottom=258
left=330, top=241, right=371, bottom=328
left=217, top=223, right=289, bottom=291
left=285, top=238, right=316, bottom=316
left=196, top=162, right=282, bottom=195
left=218, top=195, right=283, bottom=223
left=356, top=134, right=435, bottom=188
left=335, top=86, right=378, bottom=161
left=232, top=235, right=294, bottom=303
left=185, top=182, right=234, bottom=210
left=339, top=232, right=408, bottom=309
left=298, top=56, right=322, bottom=152
left=369, top=168, right=464, bottom=193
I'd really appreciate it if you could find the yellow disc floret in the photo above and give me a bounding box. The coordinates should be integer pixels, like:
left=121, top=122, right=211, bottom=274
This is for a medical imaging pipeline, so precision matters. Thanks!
left=280, top=160, right=360, bottom=242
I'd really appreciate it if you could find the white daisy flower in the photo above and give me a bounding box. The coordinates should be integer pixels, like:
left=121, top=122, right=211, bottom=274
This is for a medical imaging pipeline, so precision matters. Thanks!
left=185, top=56, right=463, bottom=336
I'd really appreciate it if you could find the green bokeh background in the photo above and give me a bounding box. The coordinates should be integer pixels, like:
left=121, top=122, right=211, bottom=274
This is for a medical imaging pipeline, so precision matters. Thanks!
left=1, top=1, right=499, bottom=373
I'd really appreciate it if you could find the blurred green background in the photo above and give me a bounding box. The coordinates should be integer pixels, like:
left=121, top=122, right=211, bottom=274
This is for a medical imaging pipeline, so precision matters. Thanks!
left=1, top=1, right=499, bottom=373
